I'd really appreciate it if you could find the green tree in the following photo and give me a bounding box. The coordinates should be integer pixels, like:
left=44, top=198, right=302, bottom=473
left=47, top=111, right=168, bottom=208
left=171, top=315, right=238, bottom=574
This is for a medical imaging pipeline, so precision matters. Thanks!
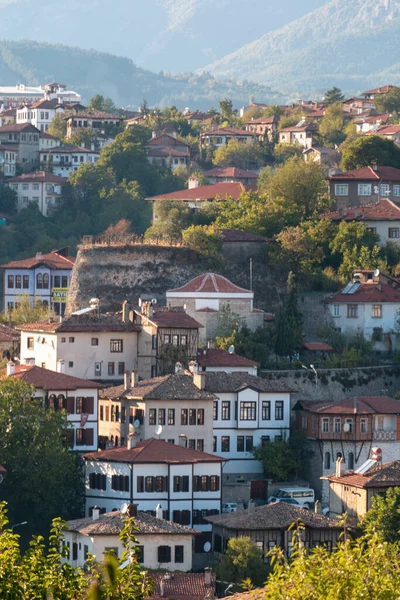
left=274, top=272, right=303, bottom=359
left=0, top=184, right=17, bottom=214
left=47, top=113, right=67, bottom=140
left=272, top=143, right=303, bottom=164
left=374, top=87, right=400, bottom=115
left=214, top=304, right=242, bottom=339
left=214, top=139, right=263, bottom=170
left=182, top=225, right=222, bottom=256
left=216, top=537, right=270, bottom=587
left=216, top=324, right=274, bottom=368
left=144, top=200, right=190, bottom=242
left=69, top=128, right=96, bottom=148
left=7, top=295, right=55, bottom=324
left=253, top=430, right=312, bottom=481
left=319, top=102, right=345, bottom=146
left=0, top=379, right=84, bottom=539
left=324, top=86, right=344, bottom=105
left=275, top=219, right=335, bottom=274
left=341, top=135, right=400, bottom=171
left=88, top=94, right=116, bottom=113
left=219, top=98, right=235, bottom=122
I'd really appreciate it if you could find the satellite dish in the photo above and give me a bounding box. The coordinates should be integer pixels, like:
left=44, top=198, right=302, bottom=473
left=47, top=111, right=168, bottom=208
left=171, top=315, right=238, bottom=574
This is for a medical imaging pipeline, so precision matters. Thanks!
left=133, top=419, right=140, bottom=429
left=121, top=503, right=129, bottom=514
left=228, top=345, right=235, bottom=355
left=374, top=268, right=380, bottom=278
left=155, top=425, right=163, bottom=436
left=343, top=423, right=351, bottom=433
left=151, top=298, right=158, bottom=305
left=203, top=541, right=211, bottom=553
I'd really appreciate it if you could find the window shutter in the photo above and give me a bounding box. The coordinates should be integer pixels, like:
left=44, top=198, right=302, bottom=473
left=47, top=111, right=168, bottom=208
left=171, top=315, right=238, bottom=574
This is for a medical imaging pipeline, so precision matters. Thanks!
left=89, top=473, right=95, bottom=488
left=163, top=510, right=169, bottom=520
left=182, top=510, right=191, bottom=525
left=215, top=475, right=220, bottom=491
left=112, top=475, right=116, bottom=490
left=102, top=474, right=107, bottom=490
left=124, top=476, right=130, bottom=492
left=183, top=475, right=189, bottom=492
left=84, top=397, right=94, bottom=414
left=66, top=397, right=74, bottom=414
left=157, top=547, right=162, bottom=562
left=164, top=476, right=168, bottom=492
left=65, top=429, right=74, bottom=447
left=137, top=476, right=144, bottom=493
left=83, top=428, right=94, bottom=446
left=172, top=510, right=181, bottom=524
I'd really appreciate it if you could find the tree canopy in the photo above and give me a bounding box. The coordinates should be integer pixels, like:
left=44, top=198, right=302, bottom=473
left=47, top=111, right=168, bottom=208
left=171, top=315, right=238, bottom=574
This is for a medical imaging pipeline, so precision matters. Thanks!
left=216, top=537, right=270, bottom=588
left=341, top=135, right=400, bottom=171
left=324, top=86, right=344, bottom=105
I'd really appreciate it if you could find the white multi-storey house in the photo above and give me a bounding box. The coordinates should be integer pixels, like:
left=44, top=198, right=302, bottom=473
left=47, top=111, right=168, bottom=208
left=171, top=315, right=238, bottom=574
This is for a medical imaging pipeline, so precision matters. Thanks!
left=16, top=99, right=65, bottom=132
left=0, top=82, right=81, bottom=108
left=40, top=144, right=100, bottom=176
left=195, top=347, right=259, bottom=375
left=84, top=437, right=223, bottom=554
left=0, top=144, right=17, bottom=177
left=6, top=361, right=100, bottom=451
left=199, top=127, right=256, bottom=148
left=7, top=171, right=65, bottom=215
left=1, top=248, right=74, bottom=315
left=39, top=132, right=62, bottom=151
left=64, top=505, right=197, bottom=571
left=18, top=306, right=141, bottom=382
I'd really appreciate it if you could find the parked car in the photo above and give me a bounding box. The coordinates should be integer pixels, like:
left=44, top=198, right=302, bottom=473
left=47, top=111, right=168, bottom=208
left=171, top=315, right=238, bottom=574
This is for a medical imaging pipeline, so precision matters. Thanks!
left=272, top=497, right=309, bottom=509
left=222, top=502, right=237, bottom=513
left=268, top=487, right=315, bottom=508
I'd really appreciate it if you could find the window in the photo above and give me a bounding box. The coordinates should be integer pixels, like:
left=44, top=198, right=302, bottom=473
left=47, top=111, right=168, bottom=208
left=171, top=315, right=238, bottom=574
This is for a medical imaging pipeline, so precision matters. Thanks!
left=210, top=475, right=219, bottom=491
left=172, top=334, right=179, bottom=346
left=188, top=439, right=195, bottom=450
left=173, top=475, right=189, bottom=492
left=27, top=337, right=34, bottom=349
left=75, top=428, right=94, bottom=446
left=149, top=409, right=157, bottom=425
left=7, top=275, right=14, bottom=288
left=334, top=183, right=348, bottom=196
left=42, top=273, right=49, bottom=289
left=118, top=362, right=125, bottom=375
left=240, top=402, right=256, bottom=420
left=347, top=304, right=358, bottom=318
left=360, top=418, right=368, bottom=433
left=158, top=546, right=171, bottom=563
left=222, top=401, right=230, bottom=420
left=22, top=183, right=29, bottom=190
left=348, top=452, right=354, bottom=470
left=23, top=275, right=29, bottom=289
left=189, top=408, right=196, bottom=425
left=393, top=185, right=400, bottom=197
left=151, top=365, right=157, bottom=378
left=72, top=543, right=78, bottom=561
left=262, top=401, right=271, bottom=420
left=76, top=397, right=83, bottom=414
left=181, top=409, right=188, bottom=425
left=322, top=417, right=329, bottom=433
left=108, top=362, right=115, bottom=375
left=175, top=546, right=184, bottom=563
left=15, top=274, right=21, bottom=288
left=152, top=335, right=157, bottom=350
left=358, top=183, right=372, bottom=196
left=121, top=406, right=126, bottom=423
left=36, top=273, right=43, bottom=289
left=7, top=302, right=13, bottom=312
left=221, top=436, right=230, bottom=452
left=61, top=337, right=66, bottom=343
left=145, top=476, right=154, bottom=493
left=163, top=334, right=170, bottom=344
left=389, top=228, right=400, bottom=239
left=324, top=452, right=331, bottom=470
left=91, top=338, right=99, bottom=346
left=95, top=362, right=101, bottom=376
left=213, top=436, right=217, bottom=452
left=380, top=183, right=390, bottom=196
left=333, top=304, right=340, bottom=317
left=261, top=435, right=270, bottom=446
left=155, top=475, right=166, bottom=492
left=345, top=418, right=353, bottom=433
left=197, top=439, right=204, bottom=452
left=372, top=304, right=382, bottom=318
left=89, top=473, right=107, bottom=490
left=213, top=401, right=218, bottom=420
left=334, top=418, right=341, bottom=433
left=180, top=335, right=187, bottom=345
left=158, top=408, right=166, bottom=425
left=62, top=275, right=68, bottom=287
left=245, top=435, right=253, bottom=452
left=275, top=401, right=284, bottom=421
left=110, top=339, right=123, bottom=352
left=69, top=337, right=75, bottom=343
left=197, top=409, right=204, bottom=425
left=137, top=546, right=144, bottom=563
left=237, top=436, right=244, bottom=451
left=168, top=408, right=175, bottom=425
left=366, top=226, right=377, bottom=235
left=68, top=361, right=73, bottom=368
left=111, top=475, right=129, bottom=492
left=100, top=406, right=104, bottom=421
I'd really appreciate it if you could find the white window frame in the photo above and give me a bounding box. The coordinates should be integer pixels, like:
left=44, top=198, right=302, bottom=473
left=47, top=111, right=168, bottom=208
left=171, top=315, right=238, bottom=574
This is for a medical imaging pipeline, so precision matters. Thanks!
left=334, top=418, right=341, bottom=433
left=322, top=417, right=329, bottom=433
left=360, top=418, right=368, bottom=434
left=380, top=183, right=390, bottom=196
left=358, top=184, right=372, bottom=196
left=334, top=184, right=348, bottom=196
left=393, top=185, right=400, bottom=197
left=389, top=227, right=400, bottom=239
left=333, top=304, right=340, bottom=317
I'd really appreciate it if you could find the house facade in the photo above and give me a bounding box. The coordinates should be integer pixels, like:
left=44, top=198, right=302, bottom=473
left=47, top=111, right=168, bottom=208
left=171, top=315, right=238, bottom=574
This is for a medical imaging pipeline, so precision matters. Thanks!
left=195, top=347, right=259, bottom=375
left=0, top=145, right=17, bottom=177
left=1, top=248, right=74, bottom=315
left=325, top=269, right=400, bottom=353
left=278, top=122, right=318, bottom=149
left=199, top=128, right=256, bottom=148
left=65, top=112, right=122, bottom=139
left=39, top=132, right=62, bottom=151
left=39, top=144, right=99, bottom=176
left=7, top=171, right=65, bottom=215
left=146, top=133, right=191, bottom=170
left=0, top=123, right=40, bottom=170
left=202, top=167, right=258, bottom=185
left=7, top=362, right=100, bottom=452
left=244, top=115, right=279, bottom=141
left=328, top=166, right=400, bottom=209
left=83, top=437, right=223, bottom=554
left=16, top=99, right=65, bottom=132
left=294, top=397, right=400, bottom=504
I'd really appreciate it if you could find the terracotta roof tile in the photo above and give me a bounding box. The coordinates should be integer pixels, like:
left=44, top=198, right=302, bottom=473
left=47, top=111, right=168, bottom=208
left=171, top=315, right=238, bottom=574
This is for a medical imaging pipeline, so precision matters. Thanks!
left=83, top=437, right=223, bottom=464
left=0, top=123, right=40, bottom=133
left=146, top=308, right=203, bottom=329
left=167, top=273, right=252, bottom=295
left=8, top=364, right=102, bottom=390
left=147, top=147, right=189, bottom=158
left=327, top=460, right=400, bottom=488
left=7, top=171, right=66, bottom=184
left=66, top=111, right=121, bottom=120
left=146, top=182, right=249, bottom=202
left=204, top=371, right=293, bottom=393
left=0, top=324, right=20, bottom=343
left=201, top=127, right=255, bottom=137
left=302, top=342, right=334, bottom=352
left=327, top=281, right=400, bottom=303
left=202, top=167, right=258, bottom=179
left=196, top=348, right=259, bottom=368
left=18, top=313, right=140, bottom=334
left=296, top=396, right=400, bottom=415
left=115, top=371, right=216, bottom=401
left=44, top=144, right=99, bottom=155
left=324, top=198, right=400, bottom=222
left=1, top=249, right=74, bottom=270
left=329, top=166, right=400, bottom=181
left=150, top=572, right=215, bottom=600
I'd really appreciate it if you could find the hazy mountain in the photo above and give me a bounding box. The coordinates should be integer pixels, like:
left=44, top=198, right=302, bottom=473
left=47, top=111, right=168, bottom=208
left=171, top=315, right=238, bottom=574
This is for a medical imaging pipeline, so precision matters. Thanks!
left=200, top=0, right=400, bottom=96
left=0, top=0, right=328, bottom=72
left=0, top=40, right=286, bottom=109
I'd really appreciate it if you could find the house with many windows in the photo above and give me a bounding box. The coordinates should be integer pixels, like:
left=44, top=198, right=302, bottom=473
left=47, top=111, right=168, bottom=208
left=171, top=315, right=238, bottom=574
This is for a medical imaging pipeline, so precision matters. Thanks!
left=1, top=247, right=74, bottom=315
left=65, top=111, right=122, bottom=139
left=7, top=171, right=65, bottom=215
left=328, top=166, right=400, bottom=209
left=294, top=396, right=400, bottom=504
left=83, top=437, right=223, bottom=555
left=6, top=361, right=101, bottom=451
left=39, top=144, right=99, bottom=177
left=0, top=144, right=17, bottom=177
left=16, top=99, right=65, bottom=132
left=244, top=115, right=279, bottom=141
left=0, top=123, right=40, bottom=171
left=278, top=121, right=318, bottom=149
left=199, top=127, right=256, bottom=148
left=325, top=269, right=400, bottom=353
left=146, top=132, right=191, bottom=170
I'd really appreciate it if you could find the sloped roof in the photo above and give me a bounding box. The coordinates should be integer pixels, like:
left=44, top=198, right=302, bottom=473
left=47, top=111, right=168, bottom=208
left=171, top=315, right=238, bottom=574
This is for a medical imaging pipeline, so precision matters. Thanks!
left=206, top=501, right=340, bottom=530
left=67, top=510, right=197, bottom=536
left=146, top=182, right=249, bottom=202
left=0, top=123, right=40, bottom=133
left=302, top=342, right=334, bottom=352
left=329, top=166, right=400, bottom=181
left=279, top=122, right=318, bottom=133
left=9, top=364, right=101, bottom=390
left=327, top=282, right=400, bottom=304
left=371, top=124, right=400, bottom=135
left=83, top=437, right=223, bottom=464
left=295, top=397, right=400, bottom=415
left=146, top=308, right=203, bottom=329
left=200, top=127, right=255, bottom=137
left=204, top=371, right=293, bottom=393
left=18, top=313, right=140, bottom=333
left=65, top=111, right=121, bottom=120
left=167, top=273, right=252, bottom=295
left=150, top=572, right=215, bottom=600
left=7, top=171, right=66, bottom=184
left=327, top=460, right=400, bottom=489
left=202, top=167, right=258, bottom=179
left=147, top=147, right=189, bottom=158
left=324, top=198, right=400, bottom=222
left=196, top=348, right=259, bottom=368
left=362, top=85, right=398, bottom=95
left=44, top=144, right=99, bottom=155
left=122, top=371, right=216, bottom=401
left=1, top=249, right=74, bottom=270
left=0, top=324, right=20, bottom=343
left=245, top=116, right=277, bottom=124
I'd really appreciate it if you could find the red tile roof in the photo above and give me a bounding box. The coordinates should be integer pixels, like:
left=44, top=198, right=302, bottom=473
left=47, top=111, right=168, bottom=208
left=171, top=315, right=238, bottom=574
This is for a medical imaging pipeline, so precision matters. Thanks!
left=245, top=116, right=277, bottom=124
left=327, top=460, right=400, bottom=489
left=354, top=113, right=389, bottom=125
left=302, top=342, right=334, bottom=352
left=146, top=181, right=249, bottom=202
left=44, top=144, right=99, bottom=155
left=202, top=167, right=258, bottom=179
left=1, top=249, right=74, bottom=270
left=147, top=147, right=189, bottom=158
left=327, top=281, right=400, bottom=304
left=83, top=437, right=223, bottom=464
left=201, top=127, right=255, bottom=137
left=296, top=396, right=400, bottom=415
left=362, top=85, right=398, bottom=95
left=324, top=198, right=400, bottom=222
left=8, top=364, right=102, bottom=390
left=0, top=324, right=20, bottom=343
left=329, top=166, right=400, bottom=181
left=7, top=171, right=66, bottom=184
left=368, top=124, right=400, bottom=136
left=144, top=308, right=203, bottom=329
left=279, top=123, right=318, bottom=133
left=0, top=123, right=40, bottom=133
left=150, top=572, right=215, bottom=600
left=18, top=313, right=140, bottom=333
left=196, top=348, right=260, bottom=368
left=167, top=273, right=252, bottom=295
left=66, top=111, right=121, bottom=120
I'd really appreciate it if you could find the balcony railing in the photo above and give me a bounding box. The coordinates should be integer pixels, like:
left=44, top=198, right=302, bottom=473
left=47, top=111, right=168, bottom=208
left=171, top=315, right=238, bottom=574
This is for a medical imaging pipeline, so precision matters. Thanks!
left=373, top=430, right=396, bottom=441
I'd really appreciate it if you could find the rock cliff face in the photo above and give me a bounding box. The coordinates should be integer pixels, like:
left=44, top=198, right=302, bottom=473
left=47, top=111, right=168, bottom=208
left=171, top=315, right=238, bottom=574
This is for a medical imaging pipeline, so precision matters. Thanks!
left=67, top=242, right=284, bottom=314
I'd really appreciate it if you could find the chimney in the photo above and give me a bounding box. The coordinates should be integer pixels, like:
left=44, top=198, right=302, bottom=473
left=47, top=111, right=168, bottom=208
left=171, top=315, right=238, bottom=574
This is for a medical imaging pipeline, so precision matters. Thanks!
left=188, top=177, right=199, bottom=189
left=156, top=503, right=163, bottom=519
left=314, top=500, right=322, bottom=514
left=152, top=131, right=157, bottom=139
left=92, top=506, right=100, bottom=521
left=124, top=370, right=131, bottom=391
left=127, top=503, right=138, bottom=518
left=247, top=499, right=255, bottom=514
left=372, top=163, right=378, bottom=171
left=122, top=300, right=130, bottom=323
left=127, top=435, right=136, bottom=450
left=204, top=567, right=212, bottom=587
left=193, top=373, right=205, bottom=390
left=56, top=360, right=66, bottom=374
left=189, top=360, right=199, bottom=375
left=371, top=447, right=382, bottom=462
left=35, top=252, right=43, bottom=259
left=6, top=361, right=15, bottom=376
left=172, top=131, right=177, bottom=139
left=178, top=434, right=187, bottom=448
left=131, top=370, right=138, bottom=388
left=335, top=456, right=345, bottom=478
left=175, top=362, right=182, bottom=373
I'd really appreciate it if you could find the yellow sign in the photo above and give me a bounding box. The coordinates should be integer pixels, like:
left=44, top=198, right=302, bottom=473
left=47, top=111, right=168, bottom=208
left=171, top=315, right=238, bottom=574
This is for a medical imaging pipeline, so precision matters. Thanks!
left=51, top=287, right=68, bottom=303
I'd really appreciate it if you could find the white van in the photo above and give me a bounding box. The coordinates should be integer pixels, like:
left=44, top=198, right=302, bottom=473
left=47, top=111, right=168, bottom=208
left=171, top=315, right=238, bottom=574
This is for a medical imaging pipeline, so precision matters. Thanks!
left=268, top=487, right=315, bottom=508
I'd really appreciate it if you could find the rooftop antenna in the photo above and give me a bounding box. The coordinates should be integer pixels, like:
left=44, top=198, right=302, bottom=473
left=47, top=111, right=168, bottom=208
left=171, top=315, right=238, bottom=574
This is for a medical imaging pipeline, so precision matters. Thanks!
left=155, top=425, right=163, bottom=438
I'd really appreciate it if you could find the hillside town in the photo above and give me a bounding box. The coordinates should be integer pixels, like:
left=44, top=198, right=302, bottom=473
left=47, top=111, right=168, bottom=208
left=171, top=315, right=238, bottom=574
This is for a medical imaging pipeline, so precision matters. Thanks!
left=3, top=79, right=400, bottom=598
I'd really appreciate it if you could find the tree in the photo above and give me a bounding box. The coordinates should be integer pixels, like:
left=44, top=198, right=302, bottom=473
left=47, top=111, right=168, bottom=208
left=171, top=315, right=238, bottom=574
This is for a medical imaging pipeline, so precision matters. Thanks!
left=88, top=94, right=116, bottom=113
left=0, top=379, right=84, bottom=539
left=272, top=143, right=303, bottom=164
left=144, top=200, right=190, bottom=242
left=341, top=135, right=400, bottom=171
left=330, top=221, right=382, bottom=278
left=69, top=128, right=96, bottom=148
left=214, top=304, right=242, bottom=339
left=214, top=139, right=263, bottom=170
left=216, top=324, right=274, bottom=368
left=375, top=87, right=400, bottom=114
left=219, top=98, right=235, bottom=122
left=7, top=295, right=55, bottom=325
left=253, top=430, right=312, bottom=481
left=0, top=184, right=17, bottom=214
left=182, top=225, right=222, bottom=256
left=361, top=487, right=400, bottom=543
left=47, top=113, right=67, bottom=140
left=324, top=86, right=344, bottom=105
left=319, top=102, right=346, bottom=146
left=274, top=272, right=303, bottom=359
left=216, top=537, right=270, bottom=587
